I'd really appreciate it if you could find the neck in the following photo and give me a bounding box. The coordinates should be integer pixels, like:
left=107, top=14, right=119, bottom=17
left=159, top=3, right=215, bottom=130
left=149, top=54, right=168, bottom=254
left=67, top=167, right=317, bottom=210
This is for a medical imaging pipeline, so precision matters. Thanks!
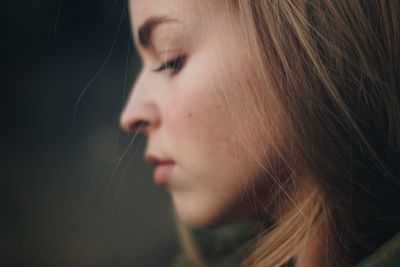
left=296, top=228, right=326, bottom=267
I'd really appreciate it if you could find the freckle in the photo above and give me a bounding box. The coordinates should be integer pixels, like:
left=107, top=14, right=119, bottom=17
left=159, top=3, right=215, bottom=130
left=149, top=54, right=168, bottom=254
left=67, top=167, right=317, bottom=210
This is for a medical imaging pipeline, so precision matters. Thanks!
left=216, top=105, right=221, bottom=109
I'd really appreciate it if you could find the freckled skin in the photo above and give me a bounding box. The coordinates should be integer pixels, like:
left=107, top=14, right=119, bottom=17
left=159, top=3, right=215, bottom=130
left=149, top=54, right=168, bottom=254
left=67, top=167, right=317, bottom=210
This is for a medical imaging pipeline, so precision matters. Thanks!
left=121, top=0, right=274, bottom=227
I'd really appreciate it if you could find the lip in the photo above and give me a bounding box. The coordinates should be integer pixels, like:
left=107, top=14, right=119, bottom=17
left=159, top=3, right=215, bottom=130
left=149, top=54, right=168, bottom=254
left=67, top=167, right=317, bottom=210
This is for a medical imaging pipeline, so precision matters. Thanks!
left=145, top=154, right=175, bottom=186
left=153, top=163, right=175, bottom=186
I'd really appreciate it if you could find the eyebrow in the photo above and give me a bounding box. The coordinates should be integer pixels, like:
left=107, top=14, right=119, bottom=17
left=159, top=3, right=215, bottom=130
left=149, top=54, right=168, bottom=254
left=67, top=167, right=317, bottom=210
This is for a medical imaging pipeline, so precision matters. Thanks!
left=138, top=16, right=178, bottom=49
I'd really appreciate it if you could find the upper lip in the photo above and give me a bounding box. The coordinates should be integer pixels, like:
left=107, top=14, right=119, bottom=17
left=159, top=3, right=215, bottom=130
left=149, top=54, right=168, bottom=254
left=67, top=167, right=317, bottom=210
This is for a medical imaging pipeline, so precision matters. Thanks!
left=145, top=154, right=174, bottom=166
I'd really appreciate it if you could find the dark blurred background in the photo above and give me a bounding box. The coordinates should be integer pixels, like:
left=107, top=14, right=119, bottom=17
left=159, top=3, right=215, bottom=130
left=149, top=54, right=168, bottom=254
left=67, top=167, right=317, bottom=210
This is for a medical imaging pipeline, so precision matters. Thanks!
left=1, top=0, right=180, bottom=266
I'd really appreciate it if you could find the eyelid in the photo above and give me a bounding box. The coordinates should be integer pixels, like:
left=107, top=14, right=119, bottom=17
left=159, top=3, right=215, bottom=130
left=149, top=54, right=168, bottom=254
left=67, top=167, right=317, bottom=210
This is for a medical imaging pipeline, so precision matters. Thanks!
left=153, top=55, right=186, bottom=75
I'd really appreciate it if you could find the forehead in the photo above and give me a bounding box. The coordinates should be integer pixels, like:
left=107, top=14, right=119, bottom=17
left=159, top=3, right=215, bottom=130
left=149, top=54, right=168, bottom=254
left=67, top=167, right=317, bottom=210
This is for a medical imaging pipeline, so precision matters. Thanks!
left=129, top=0, right=202, bottom=30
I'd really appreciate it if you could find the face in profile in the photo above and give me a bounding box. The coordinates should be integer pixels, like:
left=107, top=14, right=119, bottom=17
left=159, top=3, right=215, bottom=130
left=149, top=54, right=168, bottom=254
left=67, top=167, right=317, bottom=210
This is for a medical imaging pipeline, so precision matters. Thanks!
left=121, top=0, right=280, bottom=227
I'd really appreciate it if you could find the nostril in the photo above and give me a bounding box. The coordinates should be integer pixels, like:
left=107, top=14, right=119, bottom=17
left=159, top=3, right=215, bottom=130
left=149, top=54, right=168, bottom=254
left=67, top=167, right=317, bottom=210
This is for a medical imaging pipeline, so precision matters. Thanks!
left=128, top=120, right=150, bottom=134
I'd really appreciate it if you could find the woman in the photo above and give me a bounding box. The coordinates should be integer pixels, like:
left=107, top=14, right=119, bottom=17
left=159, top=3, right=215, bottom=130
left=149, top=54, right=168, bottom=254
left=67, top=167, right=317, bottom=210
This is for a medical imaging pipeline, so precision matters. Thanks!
left=120, top=0, right=400, bottom=266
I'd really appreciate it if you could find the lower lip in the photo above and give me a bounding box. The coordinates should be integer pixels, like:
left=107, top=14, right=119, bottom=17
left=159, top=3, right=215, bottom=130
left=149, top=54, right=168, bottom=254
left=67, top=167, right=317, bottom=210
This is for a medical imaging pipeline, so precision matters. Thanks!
left=153, top=163, right=175, bottom=186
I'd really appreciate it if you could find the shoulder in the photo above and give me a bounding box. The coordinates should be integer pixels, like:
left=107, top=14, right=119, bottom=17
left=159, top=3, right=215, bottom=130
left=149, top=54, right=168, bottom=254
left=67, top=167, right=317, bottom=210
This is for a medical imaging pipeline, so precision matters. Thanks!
left=356, top=232, right=400, bottom=267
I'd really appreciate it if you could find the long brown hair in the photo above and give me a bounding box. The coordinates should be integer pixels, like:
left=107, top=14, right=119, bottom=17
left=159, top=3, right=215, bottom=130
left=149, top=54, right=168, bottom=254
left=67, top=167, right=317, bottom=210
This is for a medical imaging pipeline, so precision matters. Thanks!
left=179, top=1, right=400, bottom=266
left=235, top=0, right=400, bottom=266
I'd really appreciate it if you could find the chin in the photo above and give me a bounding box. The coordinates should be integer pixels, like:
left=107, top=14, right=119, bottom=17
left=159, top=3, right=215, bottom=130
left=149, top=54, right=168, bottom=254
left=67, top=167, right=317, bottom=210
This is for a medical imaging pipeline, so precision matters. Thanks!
left=171, top=192, right=245, bottom=229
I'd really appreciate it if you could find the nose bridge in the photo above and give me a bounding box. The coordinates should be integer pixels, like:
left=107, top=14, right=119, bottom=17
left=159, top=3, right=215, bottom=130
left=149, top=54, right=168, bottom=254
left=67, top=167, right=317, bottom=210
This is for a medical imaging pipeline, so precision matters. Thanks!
left=120, top=73, right=160, bottom=133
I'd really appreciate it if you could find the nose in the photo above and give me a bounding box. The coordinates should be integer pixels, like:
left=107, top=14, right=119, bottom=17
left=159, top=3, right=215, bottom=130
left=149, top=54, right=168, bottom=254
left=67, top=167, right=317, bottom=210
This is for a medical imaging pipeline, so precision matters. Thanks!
left=120, top=78, right=161, bottom=134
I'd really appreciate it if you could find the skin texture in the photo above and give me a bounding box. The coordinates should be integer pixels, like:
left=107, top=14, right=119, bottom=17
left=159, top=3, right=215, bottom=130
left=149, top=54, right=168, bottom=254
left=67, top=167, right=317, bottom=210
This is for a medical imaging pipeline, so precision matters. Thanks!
left=121, top=0, right=275, bottom=227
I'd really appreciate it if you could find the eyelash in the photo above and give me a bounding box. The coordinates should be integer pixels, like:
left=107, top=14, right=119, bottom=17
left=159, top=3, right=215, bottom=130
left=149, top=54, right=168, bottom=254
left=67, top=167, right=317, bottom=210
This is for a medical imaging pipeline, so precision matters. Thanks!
left=153, top=55, right=186, bottom=75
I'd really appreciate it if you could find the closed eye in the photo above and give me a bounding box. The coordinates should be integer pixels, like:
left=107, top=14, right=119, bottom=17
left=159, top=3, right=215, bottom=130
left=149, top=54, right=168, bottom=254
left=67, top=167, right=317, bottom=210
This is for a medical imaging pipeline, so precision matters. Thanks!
left=153, top=55, right=186, bottom=75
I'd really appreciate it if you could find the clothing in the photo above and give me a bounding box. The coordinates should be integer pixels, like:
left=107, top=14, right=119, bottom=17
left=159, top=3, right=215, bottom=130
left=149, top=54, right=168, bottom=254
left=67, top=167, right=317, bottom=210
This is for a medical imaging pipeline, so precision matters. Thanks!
left=356, top=232, right=400, bottom=267
left=172, top=221, right=257, bottom=267
left=173, top=223, right=400, bottom=267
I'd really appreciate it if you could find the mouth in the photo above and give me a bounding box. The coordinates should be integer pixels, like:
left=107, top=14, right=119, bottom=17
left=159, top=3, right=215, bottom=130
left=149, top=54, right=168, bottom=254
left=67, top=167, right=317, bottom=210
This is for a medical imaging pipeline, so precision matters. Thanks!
left=145, top=154, right=175, bottom=186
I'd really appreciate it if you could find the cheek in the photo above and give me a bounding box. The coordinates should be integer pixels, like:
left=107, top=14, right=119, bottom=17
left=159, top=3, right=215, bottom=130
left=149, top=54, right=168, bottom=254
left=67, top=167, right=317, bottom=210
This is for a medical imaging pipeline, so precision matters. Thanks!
left=163, top=56, right=245, bottom=165
left=166, top=85, right=236, bottom=170
left=161, top=48, right=265, bottom=191
left=163, top=72, right=263, bottom=199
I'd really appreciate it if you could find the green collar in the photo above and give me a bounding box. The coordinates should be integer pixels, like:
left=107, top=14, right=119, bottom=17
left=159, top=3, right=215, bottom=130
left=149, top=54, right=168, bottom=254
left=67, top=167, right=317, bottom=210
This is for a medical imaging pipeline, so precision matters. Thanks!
left=173, top=225, right=400, bottom=267
left=356, top=232, right=400, bottom=267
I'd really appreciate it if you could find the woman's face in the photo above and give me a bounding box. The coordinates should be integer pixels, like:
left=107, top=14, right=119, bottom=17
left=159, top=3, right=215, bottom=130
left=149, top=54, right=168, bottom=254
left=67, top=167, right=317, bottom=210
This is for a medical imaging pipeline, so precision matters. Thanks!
left=121, top=0, right=277, bottom=227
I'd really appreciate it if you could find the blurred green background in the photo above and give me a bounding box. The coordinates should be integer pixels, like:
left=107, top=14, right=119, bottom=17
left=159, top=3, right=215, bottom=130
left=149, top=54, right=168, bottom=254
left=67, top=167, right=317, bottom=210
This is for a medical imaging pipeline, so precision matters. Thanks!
left=1, top=0, right=180, bottom=266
